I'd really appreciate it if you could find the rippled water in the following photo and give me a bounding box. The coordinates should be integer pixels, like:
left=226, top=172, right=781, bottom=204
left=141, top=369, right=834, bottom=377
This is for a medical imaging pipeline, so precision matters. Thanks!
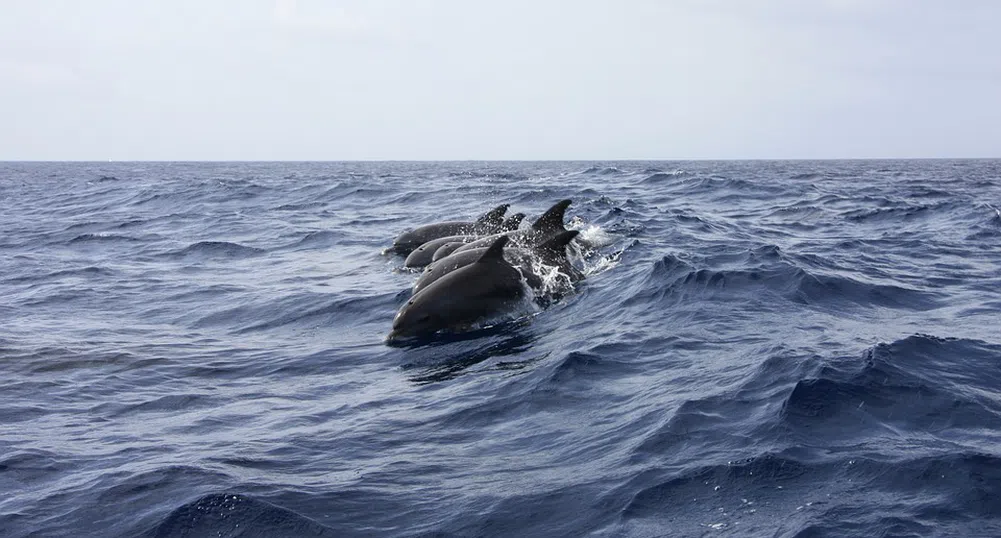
left=2, top=160, right=1000, bottom=537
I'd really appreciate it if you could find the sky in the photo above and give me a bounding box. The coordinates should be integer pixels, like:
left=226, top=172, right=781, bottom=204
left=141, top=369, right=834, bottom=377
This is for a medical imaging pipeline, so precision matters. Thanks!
left=2, top=0, right=999, bottom=160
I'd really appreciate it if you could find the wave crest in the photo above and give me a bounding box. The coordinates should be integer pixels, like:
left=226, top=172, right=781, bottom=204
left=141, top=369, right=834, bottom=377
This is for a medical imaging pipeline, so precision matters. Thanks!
left=145, top=493, right=336, bottom=537
left=634, top=249, right=943, bottom=311
left=166, top=241, right=265, bottom=259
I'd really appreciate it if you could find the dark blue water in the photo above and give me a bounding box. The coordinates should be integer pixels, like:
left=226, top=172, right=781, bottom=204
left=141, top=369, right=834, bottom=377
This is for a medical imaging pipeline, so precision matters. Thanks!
left=2, top=160, right=1001, bottom=537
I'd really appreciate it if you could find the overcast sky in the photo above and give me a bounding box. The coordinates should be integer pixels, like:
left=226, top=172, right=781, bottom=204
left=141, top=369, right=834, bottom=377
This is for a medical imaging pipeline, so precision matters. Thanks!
left=2, top=1, right=999, bottom=160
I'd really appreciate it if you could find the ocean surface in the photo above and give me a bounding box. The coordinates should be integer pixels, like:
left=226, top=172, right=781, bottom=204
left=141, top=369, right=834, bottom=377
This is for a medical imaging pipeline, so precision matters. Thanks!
left=2, top=160, right=1001, bottom=537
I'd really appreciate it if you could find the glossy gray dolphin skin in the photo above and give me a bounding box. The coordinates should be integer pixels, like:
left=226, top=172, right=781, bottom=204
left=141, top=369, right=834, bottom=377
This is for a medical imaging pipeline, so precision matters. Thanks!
left=389, top=236, right=526, bottom=340
left=501, top=212, right=526, bottom=231
left=532, top=229, right=585, bottom=283
left=431, top=241, right=468, bottom=262
left=413, top=230, right=581, bottom=295
left=403, top=235, right=479, bottom=268
left=528, top=199, right=572, bottom=236
left=390, top=204, right=509, bottom=256
left=451, top=199, right=572, bottom=256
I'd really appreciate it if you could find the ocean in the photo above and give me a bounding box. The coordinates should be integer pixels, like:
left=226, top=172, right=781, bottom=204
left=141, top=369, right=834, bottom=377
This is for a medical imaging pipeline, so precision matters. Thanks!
left=2, top=160, right=1000, bottom=537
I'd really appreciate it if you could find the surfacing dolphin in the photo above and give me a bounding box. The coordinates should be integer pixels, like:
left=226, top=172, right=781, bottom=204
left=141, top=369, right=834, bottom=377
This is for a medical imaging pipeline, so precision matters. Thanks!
left=403, top=235, right=479, bottom=268
left=450, top=199, right=571, bottom=256
left=501, top=212, right=526, bottom=232
left=402, top=212, right=527, bottom=268
left=389, top=236, right=527, bottom=340
left=389, top=204, right=509, bottom=256
left=431, top=241, right=469, bottom=262
left=413, top=230, right=581, bottom=295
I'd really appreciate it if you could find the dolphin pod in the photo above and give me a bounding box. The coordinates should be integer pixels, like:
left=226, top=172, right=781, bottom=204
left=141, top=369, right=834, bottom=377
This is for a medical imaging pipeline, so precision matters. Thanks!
left=413, top=230, right=581, bottom=295
left=402, top=212, right=528, bottom=268
left=403, top=234, right=479, bottom=268
left=387, top=200, right=583, bottom=340
left=389, top=203, right=510, bottom=256
left=450, top=199, right=573, bottom=256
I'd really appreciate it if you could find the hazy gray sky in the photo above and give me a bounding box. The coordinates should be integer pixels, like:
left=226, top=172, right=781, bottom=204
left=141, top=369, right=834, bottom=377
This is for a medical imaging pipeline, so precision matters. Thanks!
left=2, top=1, right=999, bottom=160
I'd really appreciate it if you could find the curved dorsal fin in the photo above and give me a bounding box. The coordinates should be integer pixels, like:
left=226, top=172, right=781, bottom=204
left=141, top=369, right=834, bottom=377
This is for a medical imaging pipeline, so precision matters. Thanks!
left=475, top=204, right=510, bottom=226
left=536, top=229, right=579, bottom=254
left=476, top=235, right=510, bottom=263
left=502, top=213, right=526, bottom=231
left=531, top=199, right=571, bottom=234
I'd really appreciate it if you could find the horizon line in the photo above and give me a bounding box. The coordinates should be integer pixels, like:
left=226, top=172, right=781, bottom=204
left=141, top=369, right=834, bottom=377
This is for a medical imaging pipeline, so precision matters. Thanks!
left=3, top=156, right=1000, bottom=163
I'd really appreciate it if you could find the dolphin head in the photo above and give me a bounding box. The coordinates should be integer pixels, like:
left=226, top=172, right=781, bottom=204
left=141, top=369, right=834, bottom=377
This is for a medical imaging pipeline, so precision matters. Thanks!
left=389, top=294, right=448, bottom=340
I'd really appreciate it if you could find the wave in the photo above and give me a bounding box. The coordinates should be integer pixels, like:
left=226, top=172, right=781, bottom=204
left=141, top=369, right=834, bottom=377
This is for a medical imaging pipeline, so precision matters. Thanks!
left=401, top=329, right=539, bottom=383
left=634, top=249, right=944, bottom=311
left=447, top=170, right=527, bottom=181
left=582, top=166, right=625, bottom=175
left=68, top=233, right=143, bottom=244
left=537, top=349, right=642, bottom=390
left=0, top=404, right=50, bottom=423
left=126, top=189, right=196, bottom=208
left=3, top=265, right=118, bottom=284
left=966, top=203, right=1001, bottom=240
left=988, top=204, right=1001, bottom=224
left=115, top=218, right=151, bottom=229
left=639, top=170, right=688, bottom=183
left=61, top=220, right=112, bottom=232
left=631, top=349, right=804, bottom=460
left=186, top=290, right=398, bottom=334
left=628, top=333, right=1001, bottom=458
left=610, top=449, right=1001, bottom=536
left=842, top=201, right=968, bottom=223
left=281, top=230, right=347, bottom=250
left=144, top=493, right=337, bottom=538
left=781, top=334, right=1001, bottom=441
left=91, top=393, right=217, bottom=418
left=319, top=183, right=391, bottom=201
left=165, top=241, right=265, bottom=259
left=616, top=334, right=1001, bottom=534
left=661, top=211, right=732, bottom=234
left=670, top=175, right=789, bottom=195
left=906, top=186, right=954, bottom=198
left=0, top=448, right=65, bottom=481
left=234, top=292, right=396, bottom=333
left=272, top=200, right=327, bottom=211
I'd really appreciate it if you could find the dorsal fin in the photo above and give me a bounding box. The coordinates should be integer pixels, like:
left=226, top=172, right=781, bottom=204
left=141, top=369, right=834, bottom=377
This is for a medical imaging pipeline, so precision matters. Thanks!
left=536, top=230, right=579, bottom=254
left=476, top=235, right=509, bottom=263
left=475, top=204, right=510, bottom=227
left=531, top=199, right=571, bottom=234
left=502, top=213, right=526, bottom=231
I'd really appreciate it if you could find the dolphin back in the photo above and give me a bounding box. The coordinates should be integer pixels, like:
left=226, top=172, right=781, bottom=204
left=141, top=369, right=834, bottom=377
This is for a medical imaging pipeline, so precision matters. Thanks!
left=391, top=204, right=509, bottom=256
left=390, top=236, right=525, bottom=339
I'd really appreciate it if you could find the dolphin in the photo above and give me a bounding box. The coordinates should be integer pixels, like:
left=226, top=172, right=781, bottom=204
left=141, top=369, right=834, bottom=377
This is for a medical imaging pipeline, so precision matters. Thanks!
left=424, top=213, right=522, bottom=263
left=389, top=236, right=527, bottom=340
left=390, top=204, right=509, bottom=256
left=413, top=230, right=581, bottom=295
left=501, top=212, right=526, bottom=231
left=403, top=235, right=479, bottom=269
left=450, top=199, right=571, bottom=256
left=431, top=241, right=468, bottom=262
